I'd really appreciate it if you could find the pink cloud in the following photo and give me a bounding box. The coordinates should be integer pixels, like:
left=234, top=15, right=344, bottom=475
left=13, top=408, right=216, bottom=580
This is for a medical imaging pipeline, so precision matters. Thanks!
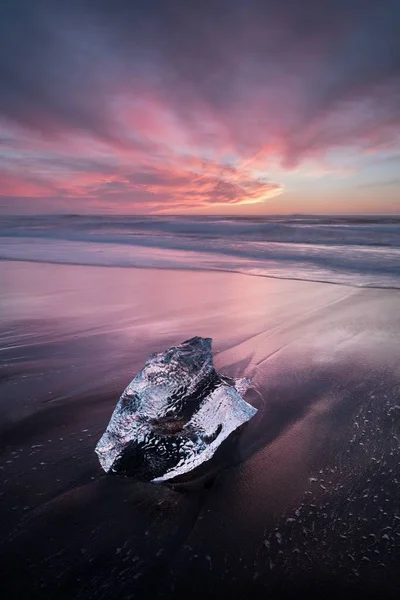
left=1, top=5, right=400, bottom=216
left=0, top=170, right=54, bottom=198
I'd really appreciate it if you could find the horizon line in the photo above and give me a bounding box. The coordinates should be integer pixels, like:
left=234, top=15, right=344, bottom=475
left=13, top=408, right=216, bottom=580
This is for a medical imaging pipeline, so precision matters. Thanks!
left=1, top=212, right=400, bottom=218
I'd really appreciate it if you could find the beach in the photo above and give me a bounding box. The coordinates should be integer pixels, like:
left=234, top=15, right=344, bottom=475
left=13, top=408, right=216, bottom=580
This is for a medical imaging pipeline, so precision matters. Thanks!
left=2, top=0, right=400, bottom=594
left=1, top=259, right=399, bottom=599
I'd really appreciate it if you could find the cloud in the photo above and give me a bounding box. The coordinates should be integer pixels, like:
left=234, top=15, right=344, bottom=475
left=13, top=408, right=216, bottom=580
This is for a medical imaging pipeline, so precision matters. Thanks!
left=0, top=147, right=282, bottom=211
left=0, top=170, right=54, bottom=198
left=136, top=169, right=282, bottom=208
left=358, top=178, right=400, bottom=189
left=0, top=0, right=399, bottom=212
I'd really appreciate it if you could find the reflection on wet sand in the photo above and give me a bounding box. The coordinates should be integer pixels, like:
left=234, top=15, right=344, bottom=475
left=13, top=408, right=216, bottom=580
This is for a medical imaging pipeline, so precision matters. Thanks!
left=1, top=261, right=400, bottom=599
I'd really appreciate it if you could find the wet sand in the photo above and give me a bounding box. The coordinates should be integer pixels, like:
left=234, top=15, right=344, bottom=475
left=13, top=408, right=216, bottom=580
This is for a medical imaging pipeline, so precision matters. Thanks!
left=1, top=261, right=399, bottom=599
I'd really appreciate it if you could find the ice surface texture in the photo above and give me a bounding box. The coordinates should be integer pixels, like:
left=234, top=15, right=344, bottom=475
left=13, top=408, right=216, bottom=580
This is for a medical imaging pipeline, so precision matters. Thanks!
left=95, top=336, right=257, bottom=483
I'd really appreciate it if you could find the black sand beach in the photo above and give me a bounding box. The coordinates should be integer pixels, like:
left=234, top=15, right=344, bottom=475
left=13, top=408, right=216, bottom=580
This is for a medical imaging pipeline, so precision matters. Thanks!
left=1, top=261, right=399, bottom=599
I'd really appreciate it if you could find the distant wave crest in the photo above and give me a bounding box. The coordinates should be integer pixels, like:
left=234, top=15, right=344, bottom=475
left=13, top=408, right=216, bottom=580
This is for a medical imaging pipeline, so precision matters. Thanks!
left=1, top=215, right=400, bottom=289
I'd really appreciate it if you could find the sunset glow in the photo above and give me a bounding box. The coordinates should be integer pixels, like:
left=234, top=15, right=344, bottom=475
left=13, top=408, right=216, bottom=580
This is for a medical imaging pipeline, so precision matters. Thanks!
left=0, top=0, right=399, bottom=215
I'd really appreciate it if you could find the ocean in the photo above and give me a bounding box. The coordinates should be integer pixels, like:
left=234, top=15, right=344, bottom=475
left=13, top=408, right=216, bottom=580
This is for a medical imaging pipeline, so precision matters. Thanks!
left=1, top=214, right=400, bottom=288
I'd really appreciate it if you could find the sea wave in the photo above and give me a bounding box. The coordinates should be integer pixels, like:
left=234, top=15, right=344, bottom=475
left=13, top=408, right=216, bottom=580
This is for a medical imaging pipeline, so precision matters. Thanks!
left=1, top=215, right=400, bottom=289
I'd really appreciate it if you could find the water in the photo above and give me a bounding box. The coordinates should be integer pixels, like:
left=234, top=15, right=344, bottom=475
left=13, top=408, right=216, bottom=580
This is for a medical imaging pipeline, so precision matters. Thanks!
left=1, top=214, right=400, bottom=288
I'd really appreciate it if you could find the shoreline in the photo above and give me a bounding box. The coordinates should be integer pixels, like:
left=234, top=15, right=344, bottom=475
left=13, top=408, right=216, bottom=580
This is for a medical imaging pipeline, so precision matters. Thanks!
left=1, top=256, right=400, bottom=292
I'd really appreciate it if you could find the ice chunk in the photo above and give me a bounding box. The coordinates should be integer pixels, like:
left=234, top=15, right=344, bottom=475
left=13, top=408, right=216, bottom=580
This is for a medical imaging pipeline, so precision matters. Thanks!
left=95, top=337, right=257, bottom=483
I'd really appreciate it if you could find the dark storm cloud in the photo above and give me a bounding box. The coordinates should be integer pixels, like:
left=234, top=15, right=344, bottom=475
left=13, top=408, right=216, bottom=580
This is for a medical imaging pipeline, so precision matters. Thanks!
left=1, top=1, right=399, bottom=146
left=0, top=0, right=133, bottom=143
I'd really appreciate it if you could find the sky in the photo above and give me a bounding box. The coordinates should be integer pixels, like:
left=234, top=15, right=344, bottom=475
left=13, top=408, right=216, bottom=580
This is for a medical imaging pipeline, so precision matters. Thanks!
left=0, top=0, right=399, bottom=215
